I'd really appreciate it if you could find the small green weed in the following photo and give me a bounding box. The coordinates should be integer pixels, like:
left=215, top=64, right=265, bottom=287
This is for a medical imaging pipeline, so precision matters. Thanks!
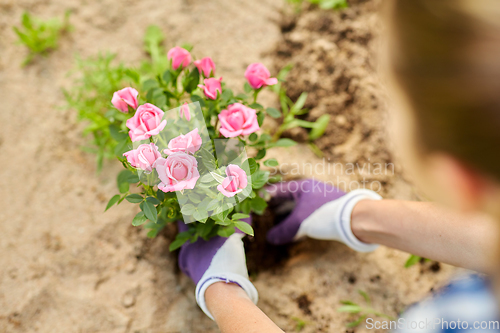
left=13, top=11, right=72, bottom=66
left=338, top=290, right=395, bottom=328
left=287, top=0, right=348, bottom=11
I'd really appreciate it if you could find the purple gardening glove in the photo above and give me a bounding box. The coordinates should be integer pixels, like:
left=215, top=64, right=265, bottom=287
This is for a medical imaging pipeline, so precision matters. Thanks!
left=266, top=179, right=382, bottom=252
left=177, top=219, right=258, bottom=320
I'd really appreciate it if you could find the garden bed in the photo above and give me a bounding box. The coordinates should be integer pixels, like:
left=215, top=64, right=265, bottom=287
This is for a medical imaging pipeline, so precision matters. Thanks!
left=0, top=0, right=457, bottom=332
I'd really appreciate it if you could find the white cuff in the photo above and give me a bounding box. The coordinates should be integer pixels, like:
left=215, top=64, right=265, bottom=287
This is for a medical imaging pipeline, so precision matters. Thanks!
left=194, top=233, right=258, bottom=320
left=338, top=189, right=382, bottom=252
left=195, top=272, right=259, bottom=320
left=295, top=189, right=382, bottom=252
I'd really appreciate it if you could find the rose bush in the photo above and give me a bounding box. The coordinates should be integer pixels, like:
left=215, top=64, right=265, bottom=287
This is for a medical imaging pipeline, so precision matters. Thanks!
left=67, top=25, right=330, bottom=249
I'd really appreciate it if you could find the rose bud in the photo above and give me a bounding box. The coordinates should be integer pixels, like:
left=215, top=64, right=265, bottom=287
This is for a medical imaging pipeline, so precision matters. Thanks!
left=155, top=152, right=200, bottom=192
left=198, top=77, right=222, bottom=100
left=123, top=143, right=161, bottom=173
left=111, top=87, right=139, bottom=113
left=218, top=103, right=260, bottom=138
left=163, top=128, right=202, bottom=155
left=167, top=46, right=192, bottom=70
left=194, top=57, right=216, bottom=77
left=126, top=103, right=167, bottom=142
left=244, top=63, right=278, bottom=89
left=217, top=164, right=248, bottom=197
left=179, top=102, right=191, bottom=121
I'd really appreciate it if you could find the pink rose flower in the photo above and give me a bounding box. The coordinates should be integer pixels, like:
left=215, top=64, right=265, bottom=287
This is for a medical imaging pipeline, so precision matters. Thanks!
left=111, top=87, right=139, bottom=113
left=194, top=57, right=216, bottom=77
left=218, top=103, right=260, bottom=138
left=123, top=143, right=161, bottom=173
left=217, top=164, right=248, bottom=197
left=167, top=46, right=192, bottom=70
left=126, top=103, right=167, bottom=142
left=179, top=102, right=191, bottom=121
left=198, top=77, right=222, bottom=100
left=163, top=128, right=202, bottom=155
left=155, top=153, right=200, bottom=192
left=244, top=63, right=278, bottom=89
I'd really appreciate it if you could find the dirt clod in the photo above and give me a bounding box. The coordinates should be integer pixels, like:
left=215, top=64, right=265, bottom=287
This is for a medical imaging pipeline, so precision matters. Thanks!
left=296, top=294, right=312, bottom=315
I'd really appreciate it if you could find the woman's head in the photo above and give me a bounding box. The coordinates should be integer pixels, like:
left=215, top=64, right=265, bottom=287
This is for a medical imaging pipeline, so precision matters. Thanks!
left=385, top=0, right=500, bottom=212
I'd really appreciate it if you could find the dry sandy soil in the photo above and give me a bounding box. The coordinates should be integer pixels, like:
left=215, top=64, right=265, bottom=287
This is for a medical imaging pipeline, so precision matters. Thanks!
left=0, top=0, right=459, bottom=332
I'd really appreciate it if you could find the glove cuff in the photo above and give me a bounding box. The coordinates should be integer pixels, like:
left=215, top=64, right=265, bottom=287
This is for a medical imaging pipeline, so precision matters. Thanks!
left=338, top=189, right=382, bottom=252
left=193, top=233, right=258, bottom=320
left=195, top=272, right=259, bottom=320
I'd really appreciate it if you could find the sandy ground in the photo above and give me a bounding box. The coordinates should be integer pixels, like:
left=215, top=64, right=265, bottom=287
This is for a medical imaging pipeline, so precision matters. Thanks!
left=0, top=0, right=458, bottom=332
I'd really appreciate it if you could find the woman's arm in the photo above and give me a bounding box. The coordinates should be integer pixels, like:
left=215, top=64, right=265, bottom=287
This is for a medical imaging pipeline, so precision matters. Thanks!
left=206, top=282, right=284, bottom=333
left=351, top=199, right=498, bottom=273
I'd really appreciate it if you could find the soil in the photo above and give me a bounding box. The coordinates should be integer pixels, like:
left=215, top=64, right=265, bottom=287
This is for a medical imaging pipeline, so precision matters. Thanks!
left=0, top=0, right=460, bottom=332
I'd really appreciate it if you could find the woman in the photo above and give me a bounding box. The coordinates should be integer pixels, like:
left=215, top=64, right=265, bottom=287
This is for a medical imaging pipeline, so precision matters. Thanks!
left=178, top=0, right=500, bottom=331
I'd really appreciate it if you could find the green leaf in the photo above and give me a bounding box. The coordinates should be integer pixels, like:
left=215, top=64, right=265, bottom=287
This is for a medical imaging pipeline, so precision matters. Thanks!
left=114, top=139, right=129, bottom=158
left=221, top=89, right=233, bottom=103
left=105, top=194, right=120, bottom=211
left=291, top=92, right=307, bottom=114
left=340, top=300, right=358, bottom=306
left=126, top=194, right=144, bottom=203
left=257, top=111, right=265, bottom=127
left=169, top=231, right=192, bottom=251
left=117, top=170, right=133, bottom=193
left=346, top=315, right=367, bottom=328
left=259, top=133, right=272, bottom=142
left=217, top=226, right=235, bottom=237
left=319, top=0, right=348, bottom=10
left=250, top=196, right=267, bottom=214
left=234, top=221, right=254, bottom=236
left=271, top=138, right=297, bottom=147
left=181, top=204, right=196, bottom=216
left=154, top=92, right=167, bottom=108
left=309, top=114, right=330, bottom=140
left=244, top=82, right=253, bottom=93
left=358, top=290, right=371, bottom=305
left=162, top=70, right=173, bottom=85
left=126, top=173, right=140, bottom=183
left=249, top=133, right=258, bottom=142
left=142, top=201, right=158, bottom=223
left=197, top=219, right=215, bottom=237
left=263, top=158, right=278, bottom=167
left=181, top=43, right=193, bottom=52
left=200, top=147, right=217, bottom=171
left=143, top=78, right=159, bottom=91
left=147, top=229, right=159, bottom=238
left=124, top=69, right=140, bottom=84
left=249, top=103, right=263, bottom=110
left=144, top=25, right=164, bottom=46
left=146, top=196, right=161, bottom=205
left=266, top=107, right=282, bottom=118
left=232, top=213, right=250, bottom=220
left=235, top=93, right=248, bottom=100
left=255, top=148, right=266, bottom=160
left=247, top=158, right=258, bottom=174
left=337, top=305, right=362, bottom=314
left=252, top=170, right=270, bottom=189
left=185, top=67, right=200, bottom=93
left=190, top=95, right=205, bottom=107
left=109, top=124, right=128, bottom=141
left=132, top=212, right=148, bottom=226
left=405, top=254, right=421, bottom=268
